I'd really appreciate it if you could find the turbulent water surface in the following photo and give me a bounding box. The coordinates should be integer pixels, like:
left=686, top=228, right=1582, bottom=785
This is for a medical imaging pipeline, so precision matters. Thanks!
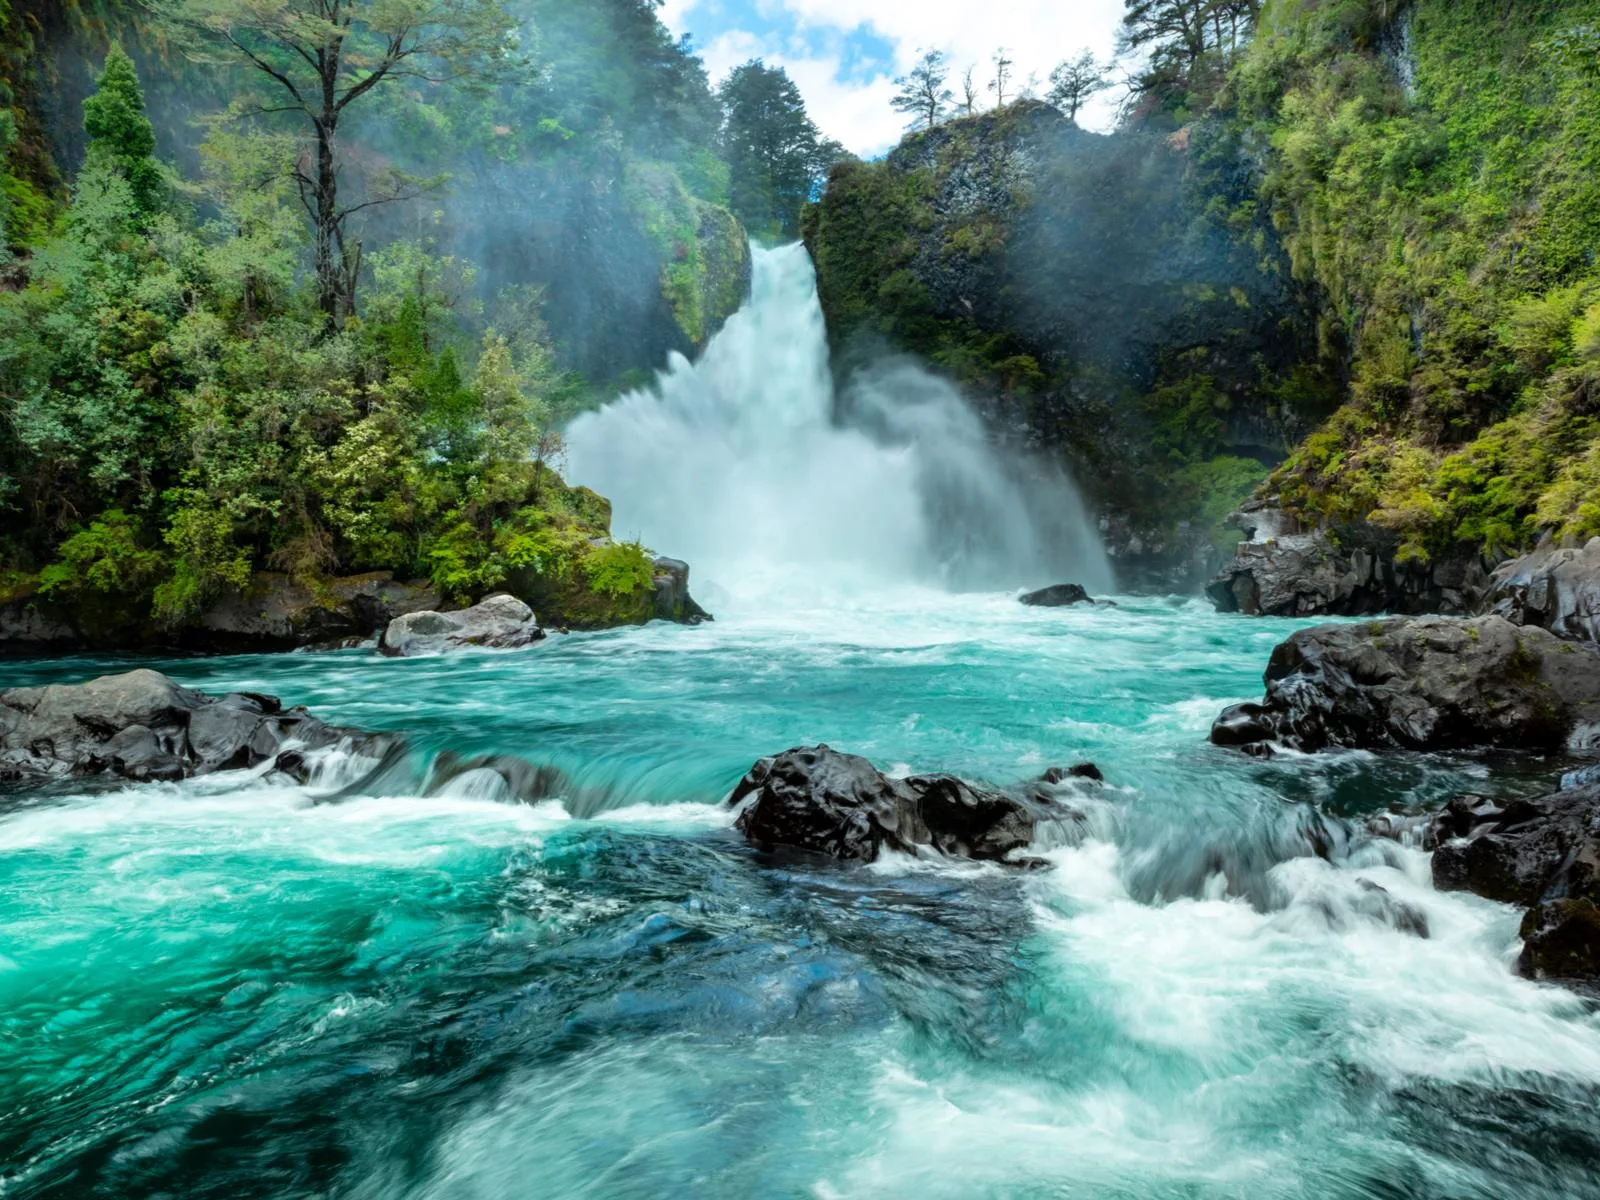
left=5, top=248, right=1600, bottom=1199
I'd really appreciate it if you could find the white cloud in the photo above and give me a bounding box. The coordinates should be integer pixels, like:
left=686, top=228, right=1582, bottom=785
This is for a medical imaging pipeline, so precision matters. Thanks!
left=668, top=0, right=1129, bottom=156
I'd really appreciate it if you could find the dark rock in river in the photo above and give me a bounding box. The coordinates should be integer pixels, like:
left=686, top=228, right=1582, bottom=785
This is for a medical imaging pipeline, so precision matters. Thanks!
left=0, top=669, right=383, bottom=785
left=1486, top=537, right=1600, bottom=645
left=425, top=752, right=570, bottom=804
left=1206, top=502, right=1492, bottom=618
left=728, top=744, right=1094, bottom=864
left=1432, top=782, right=1600, bottom=983
left=1020, top=584, right=1094, bottom=608
left=651, top=557, right=712, bottom=625
left=1211, top=615, right=1600, bottom=756
left=379, top=594, right=546, bottom=657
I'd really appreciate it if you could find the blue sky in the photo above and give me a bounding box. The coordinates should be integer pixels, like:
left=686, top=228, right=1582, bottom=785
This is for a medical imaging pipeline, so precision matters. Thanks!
left=660, top=0, right=1128, bottom=156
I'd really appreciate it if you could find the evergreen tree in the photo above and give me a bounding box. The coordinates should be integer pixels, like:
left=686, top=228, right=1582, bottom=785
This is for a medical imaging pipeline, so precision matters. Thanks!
left=717, top=60, right=821, bottom=240
left=891, top=49, right=952, bottom=131
left=988, top=49, right=1015, bottom=108
left=1045, top=51, right=1110, bottom=123
left=81, top=44, right=163, bottom=217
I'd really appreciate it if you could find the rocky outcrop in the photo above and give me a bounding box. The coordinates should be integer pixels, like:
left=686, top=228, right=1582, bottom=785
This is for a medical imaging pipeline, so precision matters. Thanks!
left=378, top=594, right=545, bottom=658
left=804, top=105, right=1327, bottom=587
left=1211, top=615, right=1600, bottom=756
left=0, top=669, right=384, bottom=785
left=1019, top=583, right=1095, bottom=608
left=0, top=571, right=440, bottom=655
left=1206, top=503, right=1492, bottom=617
left=198, top=572, right=441, bottom=650
left=1432, top=783, right=1600, bottom=983
left=727, top=744, right=1098, bottom=864
left=1486, top=538, right=1600, bottom=644
left=650, top=557, right=712, bottom=624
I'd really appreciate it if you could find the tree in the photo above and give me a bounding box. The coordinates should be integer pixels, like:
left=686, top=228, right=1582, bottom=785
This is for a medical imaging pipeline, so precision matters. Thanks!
left=1119, top=0, right=1260, bottom=113
left=156, top=0, right=518, bottom=327
left=890, top=49, right=952, bottom=131
left=1045, top=51, right=1110, bottom=123
left=717, top=59, right=821, bottom=240
left=960, top=65, right=980, bottom=117
left=988, top=49, right=1015, bottom=109
left=82, top=44, right=164, bottom=216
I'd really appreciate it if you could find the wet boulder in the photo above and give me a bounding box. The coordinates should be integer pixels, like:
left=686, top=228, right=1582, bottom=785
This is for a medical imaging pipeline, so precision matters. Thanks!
left=1431, top=782, right=1600, bottom=983
left=651, top=557, right=712, bottom=624
left=1211, top=615, right=1600, bottom=756
left=379, top=593, right=545, bottom=657
left=0, top=669, right=382, bottom=785
left=1205, top=503, right=1494, bottom=618
left=1486, top=537, right=1600, bottom=645
left=727, top=744, right=1093, bottom=864
left=1020, top=584, right=1095, bottom=608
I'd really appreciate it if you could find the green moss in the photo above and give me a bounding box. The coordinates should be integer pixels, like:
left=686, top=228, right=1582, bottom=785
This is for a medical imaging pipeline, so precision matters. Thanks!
left=1245, top=0, right=1600, bottom=554
left=622, top=161, right=749, bottom=348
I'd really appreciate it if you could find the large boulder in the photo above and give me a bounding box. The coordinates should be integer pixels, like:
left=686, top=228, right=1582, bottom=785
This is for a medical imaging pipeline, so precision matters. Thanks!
left=1206, top=504, right=1491, bottom=618
left=198, top=572, right=441, bottom=651
left=1486, top=537, right=1600, bottom=645
left=650, top=557, right=712, bottom=624
left=1211, top=615, right=1600, bottom=756
left=0, top=571, right=441, bottom=655
left=1431, top=783, right=1600, bottom=983
left=0, top=669, right=383, bottom=784
left=727, top=744, right=1097, bottom=864
left=379, top=594, right=545, bottom=657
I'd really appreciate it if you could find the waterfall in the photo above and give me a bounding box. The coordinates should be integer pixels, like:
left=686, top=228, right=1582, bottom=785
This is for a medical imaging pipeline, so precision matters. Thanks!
left=565, top=243, right=1111, bottom=601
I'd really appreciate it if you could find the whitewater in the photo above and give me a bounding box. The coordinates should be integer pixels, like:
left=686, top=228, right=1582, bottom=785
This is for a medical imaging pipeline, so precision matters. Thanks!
left=4, top=247, right=1600, bottom=1199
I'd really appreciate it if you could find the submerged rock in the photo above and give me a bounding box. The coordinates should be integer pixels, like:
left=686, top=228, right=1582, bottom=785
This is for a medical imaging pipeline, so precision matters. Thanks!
left=1432, top=782, right=1600, bottom=983
left=0, top=669, right=382, bottom=785
left=1486, top=537, right=1600, bottom=645
left=379, top=593, right=545, bottom=657
left=727, top=744, right=1095, bottom=864
left=1211, top=615, right=1600, bottom=756
left=1019, top=584, right=1094, bottom=608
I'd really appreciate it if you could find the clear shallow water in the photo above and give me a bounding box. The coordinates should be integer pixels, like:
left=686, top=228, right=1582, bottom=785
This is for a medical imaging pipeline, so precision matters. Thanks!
left=4, top=593, right=1600, bottom=1199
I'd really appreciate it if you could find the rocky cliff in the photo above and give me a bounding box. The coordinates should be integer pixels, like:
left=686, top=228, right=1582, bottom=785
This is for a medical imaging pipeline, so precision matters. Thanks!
left=803, top=100, right=1339, bottom=589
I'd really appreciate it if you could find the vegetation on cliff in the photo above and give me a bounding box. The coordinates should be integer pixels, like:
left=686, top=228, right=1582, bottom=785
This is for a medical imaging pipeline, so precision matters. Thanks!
left=802, top=99, right=1337, bottom=566
left=1240, top=0, right=1600, bottom=565
left=803, top=0, right=1600, bottom=577
left=0, top=1, right=778, bottom=639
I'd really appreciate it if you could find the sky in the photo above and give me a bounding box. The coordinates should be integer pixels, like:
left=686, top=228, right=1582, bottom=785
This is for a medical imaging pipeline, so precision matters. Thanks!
left=659, top=0, right=1129, bottom=157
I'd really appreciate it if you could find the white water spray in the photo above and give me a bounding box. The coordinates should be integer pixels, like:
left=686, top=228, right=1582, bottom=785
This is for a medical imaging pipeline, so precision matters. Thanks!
left=565, top=244, right=1111, bottom=600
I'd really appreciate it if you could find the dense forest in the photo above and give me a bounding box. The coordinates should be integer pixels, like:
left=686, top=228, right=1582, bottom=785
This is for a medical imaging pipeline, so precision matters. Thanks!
left=805, top=0, right=1600, bottom=586
left=0, top=0, right=842, bottom=643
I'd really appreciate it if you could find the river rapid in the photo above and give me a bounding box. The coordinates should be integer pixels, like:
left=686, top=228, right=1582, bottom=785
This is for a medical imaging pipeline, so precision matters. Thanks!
left=4, top=249, right=1600, bottom=1198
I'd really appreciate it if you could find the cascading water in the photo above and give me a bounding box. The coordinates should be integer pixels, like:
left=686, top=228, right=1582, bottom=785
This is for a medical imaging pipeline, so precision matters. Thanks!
left=566, top=243, right=1111, bottom=599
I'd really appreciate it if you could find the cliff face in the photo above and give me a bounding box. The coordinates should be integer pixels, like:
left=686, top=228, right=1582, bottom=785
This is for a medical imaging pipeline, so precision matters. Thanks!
left=1237, top=0, right=1600, bottom=569
left=807, top=0, right=1600, bottom=601
left=803, top=101, right=1339, bottom=588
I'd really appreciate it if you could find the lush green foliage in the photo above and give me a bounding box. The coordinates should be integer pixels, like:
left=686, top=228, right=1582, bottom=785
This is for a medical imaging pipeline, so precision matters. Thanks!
left=0, top=11, right=752, bottom=637
left=803, top=100, right=1331, bottom=546
left=1241, top=0, right=1600, bottom=560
